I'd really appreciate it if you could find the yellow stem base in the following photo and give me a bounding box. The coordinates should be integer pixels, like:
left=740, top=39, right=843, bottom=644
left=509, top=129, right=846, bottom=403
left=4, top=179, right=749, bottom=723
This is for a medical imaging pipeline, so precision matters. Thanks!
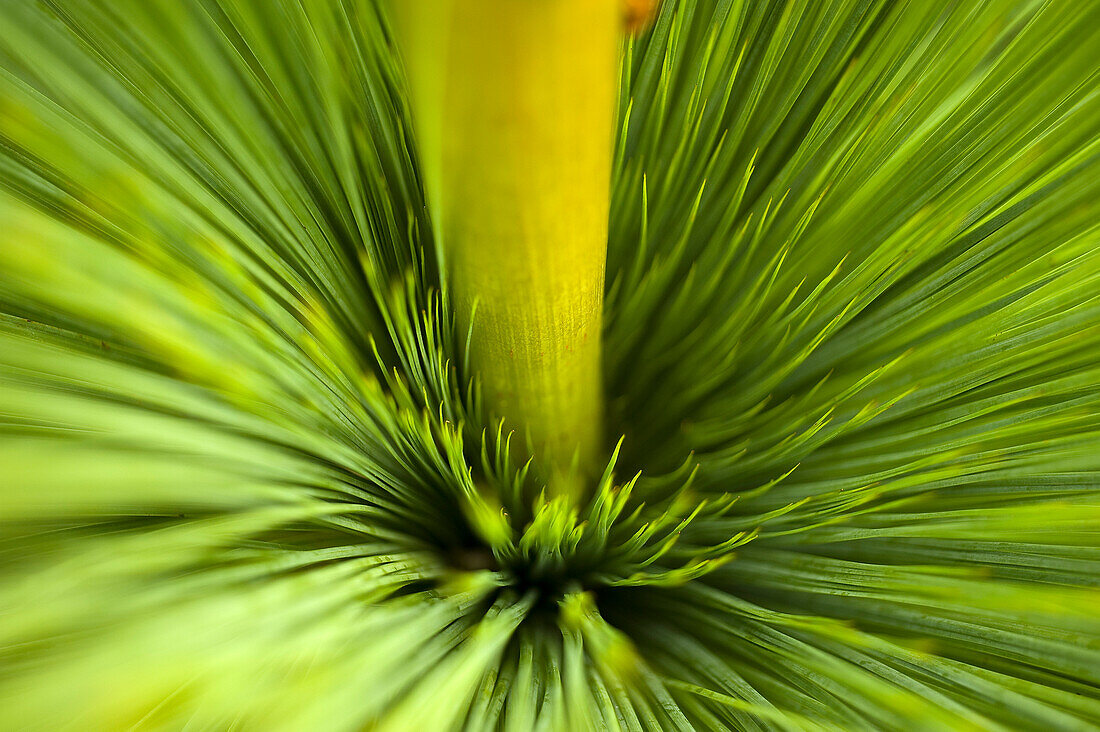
left=395, top=0, right=620, bottom=497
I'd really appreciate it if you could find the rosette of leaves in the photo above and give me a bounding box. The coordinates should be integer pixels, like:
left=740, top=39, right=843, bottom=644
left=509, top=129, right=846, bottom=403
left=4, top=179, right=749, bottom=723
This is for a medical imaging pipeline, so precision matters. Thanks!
left=1, top=0, right=1098, bottom=729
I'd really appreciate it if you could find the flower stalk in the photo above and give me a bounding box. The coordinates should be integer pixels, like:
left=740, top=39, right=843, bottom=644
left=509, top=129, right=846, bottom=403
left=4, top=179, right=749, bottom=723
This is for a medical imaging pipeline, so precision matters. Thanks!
left=393, top=0, right=621, bottom=497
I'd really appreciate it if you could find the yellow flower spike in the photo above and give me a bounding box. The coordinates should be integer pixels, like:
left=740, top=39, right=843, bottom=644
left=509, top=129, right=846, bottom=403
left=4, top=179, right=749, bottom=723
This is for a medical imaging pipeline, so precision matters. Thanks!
left=392, top=0, right=622, bottom=499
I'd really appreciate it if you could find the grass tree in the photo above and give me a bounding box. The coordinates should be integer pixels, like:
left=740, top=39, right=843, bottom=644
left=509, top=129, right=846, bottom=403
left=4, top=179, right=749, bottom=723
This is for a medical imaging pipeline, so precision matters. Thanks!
left=1, top=0, right=1099, bottom=729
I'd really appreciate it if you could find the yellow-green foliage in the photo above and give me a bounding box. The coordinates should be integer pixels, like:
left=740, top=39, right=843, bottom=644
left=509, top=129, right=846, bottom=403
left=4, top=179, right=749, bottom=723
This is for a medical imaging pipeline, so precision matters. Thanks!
left=0, top=0, right=1099, bottom=729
